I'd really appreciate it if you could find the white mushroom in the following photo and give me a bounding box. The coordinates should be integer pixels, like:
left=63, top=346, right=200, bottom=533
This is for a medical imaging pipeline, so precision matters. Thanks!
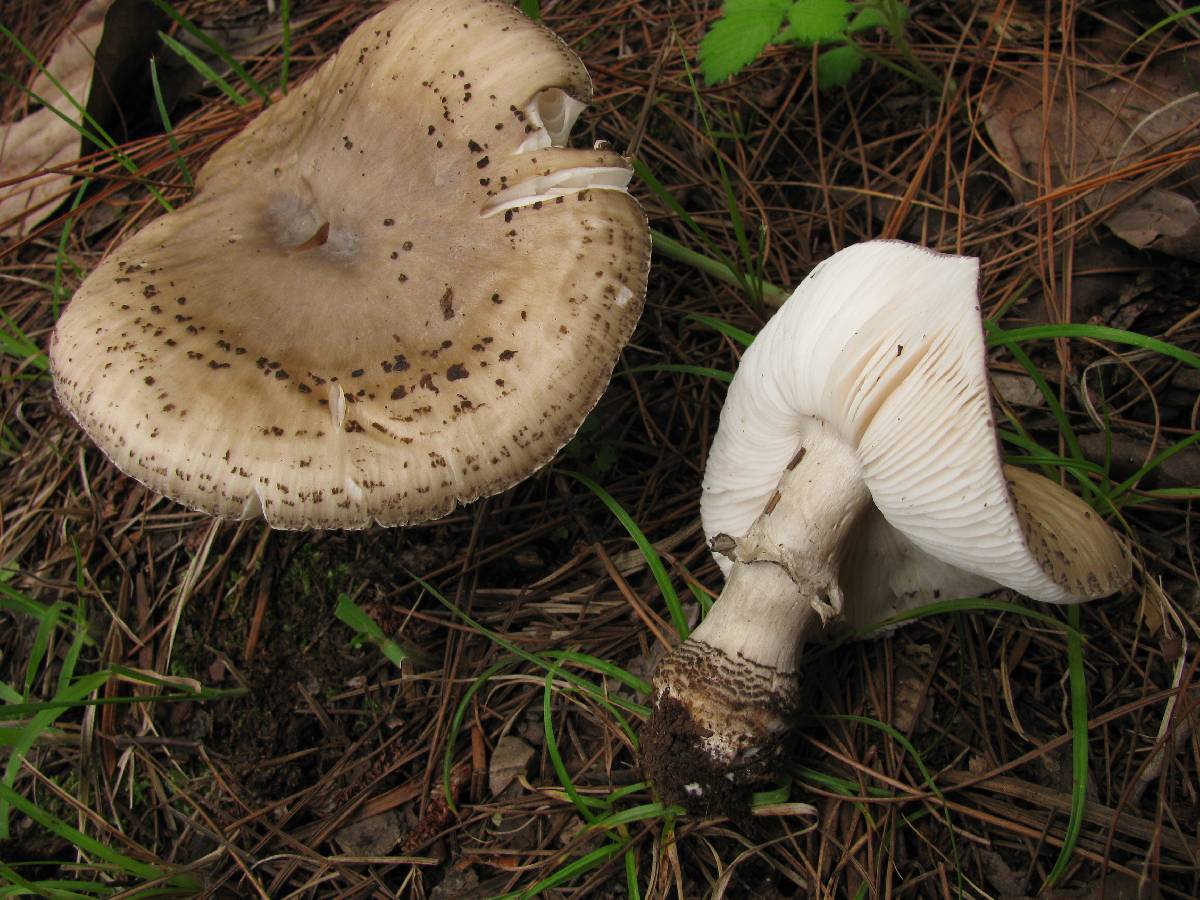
left=642, top=240, right=1130, bottom=811
left=50, top=0, right=649, bottom=528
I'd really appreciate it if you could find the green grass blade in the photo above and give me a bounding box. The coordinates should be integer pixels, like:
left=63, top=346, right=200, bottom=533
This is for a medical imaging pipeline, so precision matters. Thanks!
left=2, top=671, right=111, bottom=837
left=0, top=582, right=56, bottom=620
left=442, top=658, right=513, bottom=814
left=988, top=323, right=1200, bottom=371
left=589, top=802, right=677, bottom=829
left=558, top=470, right=688, bottom=639
left=984, top=321, right=1089, bottom=493
left=543, top=650, right=650, bottom=697
left=418, top=576, right=649, bottom=722
left=158, top=31, right=248, bottom=107
left=0, top=781, right=174, bottom=884
left=0, top=29, right=172, bottom=213
left=856, top=597, right=1082, bottom=639
left=634, top=160, right=727, bottom=258
left=675, top=40, right=761, bottom=303
left=150, top=0, right=270, bottom=103
left=508, top=841, right=627, bottom=898
left=150, top=56, right=193, bottom=187
left=794, top=766, right=878, bottom=825
left=334, top=593, right=410, bottom=669
left=1111, top=430, right=1200, bottom=502
left=54, top=604, right=91, bottom=697
left=825, top=713, right=961, bottom=892
left=1127, top=487, right=1200, bottom=502
left=0, top=308, right=49, bottom=371
left=624, top=846, right=642, bottom=900
left=650, top=230, right=788, bottom=304
left=53, top=177, right=91, bottom=315
left=685, top=312, right=756, bottom=348
left=25, top=601, right=67, bottom=697
left=0, top=27, right=115, bottom=145
left=1129, top=4, right=1200, bottom=48
left=623, top=363, right=732, bottom=383
left=1042, top=603, right=1089, bottom=889
left=543, top=670, right=601, bottom=823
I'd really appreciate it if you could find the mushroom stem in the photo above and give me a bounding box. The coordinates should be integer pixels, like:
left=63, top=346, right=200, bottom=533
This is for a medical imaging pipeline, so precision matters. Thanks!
left=643, top=423, right=870, bottom=809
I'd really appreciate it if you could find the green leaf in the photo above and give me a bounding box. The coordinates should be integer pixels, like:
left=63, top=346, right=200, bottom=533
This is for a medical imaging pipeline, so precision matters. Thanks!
left=847, top=4, right=891, bottom=33
left=334, top=594, right=410, bottom=669
left=816, top=43, right=863, bottom=88
left=699, top=0, right=793, bottom=84
left=786, top=0, right=852, bottom=44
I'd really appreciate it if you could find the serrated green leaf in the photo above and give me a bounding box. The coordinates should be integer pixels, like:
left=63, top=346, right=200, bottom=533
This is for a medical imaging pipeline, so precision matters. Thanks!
left=816, top=43, right=863, bottom=88
left=847, top=4, right=891, bottom=34
left=699, top=0, right=792, bottom=84
left=786, top=0, right=851, bottom=44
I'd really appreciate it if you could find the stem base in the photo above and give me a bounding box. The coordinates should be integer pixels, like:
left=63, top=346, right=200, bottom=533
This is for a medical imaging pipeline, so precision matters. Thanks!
left=643, top=638, right=799, bottom=817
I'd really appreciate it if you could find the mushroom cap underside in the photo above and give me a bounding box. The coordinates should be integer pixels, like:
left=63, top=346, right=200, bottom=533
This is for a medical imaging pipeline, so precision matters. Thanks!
left=701, top=241, right=1130, bottom=607
left=50, top=0, right=650, bottom=528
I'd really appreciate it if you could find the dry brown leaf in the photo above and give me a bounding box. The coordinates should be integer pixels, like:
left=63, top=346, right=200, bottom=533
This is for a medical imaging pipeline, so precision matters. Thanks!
left=891, top=642, right=932, bottom=734
left=488, top=734, right=535, bottom=798
left=984, top=40, right=1200, bottom=259
left=331, top=810, right=402, bottom=857
left=0, top=0, right=112, bottom=238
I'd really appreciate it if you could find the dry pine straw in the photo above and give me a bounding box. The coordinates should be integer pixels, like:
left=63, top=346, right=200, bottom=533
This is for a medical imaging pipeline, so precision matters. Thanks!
left=1, top=0, right=1198, bottom=896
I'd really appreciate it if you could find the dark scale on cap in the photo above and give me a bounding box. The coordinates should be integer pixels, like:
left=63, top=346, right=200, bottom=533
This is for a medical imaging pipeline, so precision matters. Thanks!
left=440, top=287, right=455, bottom=320
left=391, top=385, right=408, bottom=400
left=447, top=363, right=469, bottom=381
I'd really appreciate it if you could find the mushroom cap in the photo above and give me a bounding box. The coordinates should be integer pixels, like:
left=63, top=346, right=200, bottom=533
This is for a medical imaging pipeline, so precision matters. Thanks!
left=50, top=0, right=650, bottom=528
left=701, top=240, right=1130, bottom=615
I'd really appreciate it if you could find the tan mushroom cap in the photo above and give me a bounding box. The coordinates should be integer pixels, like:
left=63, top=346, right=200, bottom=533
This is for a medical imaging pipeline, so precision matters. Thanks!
left=50, top=0, right=650, bottom=528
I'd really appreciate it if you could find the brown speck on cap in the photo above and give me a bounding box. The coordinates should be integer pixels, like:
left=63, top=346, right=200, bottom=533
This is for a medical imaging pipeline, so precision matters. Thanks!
left=47, top=0, right=649, bottom=530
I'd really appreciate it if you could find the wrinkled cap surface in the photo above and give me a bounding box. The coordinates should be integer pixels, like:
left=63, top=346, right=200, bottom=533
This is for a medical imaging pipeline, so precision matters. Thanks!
left=702, top=240, right=1129, bottom=615
left=51, top=0, right=650, bottom=528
